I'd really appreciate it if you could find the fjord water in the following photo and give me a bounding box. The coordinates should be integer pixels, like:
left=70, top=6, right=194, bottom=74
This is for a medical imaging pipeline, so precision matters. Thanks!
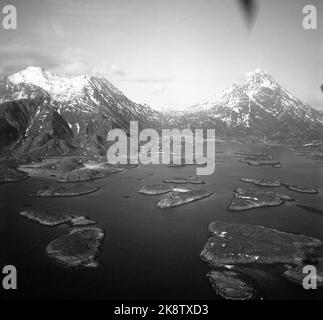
left=2, top=143, right=323, bottom=300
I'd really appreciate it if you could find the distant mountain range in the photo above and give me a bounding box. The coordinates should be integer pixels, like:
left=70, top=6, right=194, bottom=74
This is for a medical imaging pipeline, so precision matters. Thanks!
left=0, top=66, right=322, bottom=162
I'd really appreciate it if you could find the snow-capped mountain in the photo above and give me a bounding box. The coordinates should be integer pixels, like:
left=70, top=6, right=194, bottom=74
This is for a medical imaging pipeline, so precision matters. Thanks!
left=183, top=69, right=323, bottom=141
left=0, top=67, right=165, bottom=160
left=4, top=66, right=161, bottom=125
left=1, top=66, right=322, bottom=161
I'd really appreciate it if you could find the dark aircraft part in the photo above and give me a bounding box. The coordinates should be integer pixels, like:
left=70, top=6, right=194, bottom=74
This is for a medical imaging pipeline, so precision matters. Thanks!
left=238, top=0, right=258, bottom=28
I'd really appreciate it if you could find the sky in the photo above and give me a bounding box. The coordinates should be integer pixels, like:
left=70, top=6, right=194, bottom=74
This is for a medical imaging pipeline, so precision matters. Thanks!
left=0, top=0, right=322, bottom=110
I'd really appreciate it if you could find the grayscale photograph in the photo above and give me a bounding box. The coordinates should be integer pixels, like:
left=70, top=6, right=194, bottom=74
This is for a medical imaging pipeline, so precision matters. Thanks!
left=0, top=0, right=323, bottom=305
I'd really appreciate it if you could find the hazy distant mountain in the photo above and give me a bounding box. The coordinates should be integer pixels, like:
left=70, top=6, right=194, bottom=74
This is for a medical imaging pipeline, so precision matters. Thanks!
left=0, top=67, right=165, bottom=160
left=182, top=69, right=323, bottom=142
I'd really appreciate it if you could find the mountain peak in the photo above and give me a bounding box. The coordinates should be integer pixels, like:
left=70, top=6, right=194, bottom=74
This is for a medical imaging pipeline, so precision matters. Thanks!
left=21, top=66, right=46, bottom=74
left=9, top=66, right=54, bottom=83
left=250, top=67, right=267, bottom=74
left=23, top=66, right=47, bottom=73
left=245, top=68, right=272, bottom=81
left=244, top=68, right=278, bottom=92
left=7, top=66, right=96, bottom=100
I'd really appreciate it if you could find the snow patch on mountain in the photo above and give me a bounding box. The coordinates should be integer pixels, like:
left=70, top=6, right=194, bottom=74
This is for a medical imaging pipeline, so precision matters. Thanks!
left=7, top=66, right=123, bottom=102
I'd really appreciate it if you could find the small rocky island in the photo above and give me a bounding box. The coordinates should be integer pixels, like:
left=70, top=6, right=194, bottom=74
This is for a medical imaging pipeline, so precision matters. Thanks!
left=228, top=188, right=294, bottom=211
left=200, top=221, right=323, bottom=299
left=201, top=221, right=322, bottom=267
left=46, top=227, right=105, bottom=268
left=20, top=158, right=85, bottom=173
left=282, top=184, right=319, bottom=194
left=240, top=177, right=281, bottom=187
left=0, top=167, right=29, bottom=183
left=239, top=157, right=281, bottom=167
left=163, top=176, right=205, bottom=184
left=57, top=168, right=113, bottom=183
left=283, top=263, right=323, bottom=288
left=235, top=152, right=281, bottom=168
left=32, top=183, right=101, bottom=197
left=139, top=184, right=176, bottom=195
left=157, top=190, right=213, bottom=208
left=20, top=209, right=96, bottom=227
left=207, top=269, right=258, bottom=300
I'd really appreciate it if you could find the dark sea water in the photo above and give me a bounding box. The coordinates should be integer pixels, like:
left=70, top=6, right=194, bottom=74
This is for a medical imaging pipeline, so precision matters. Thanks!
left=2, top=143, right=323, bottom=300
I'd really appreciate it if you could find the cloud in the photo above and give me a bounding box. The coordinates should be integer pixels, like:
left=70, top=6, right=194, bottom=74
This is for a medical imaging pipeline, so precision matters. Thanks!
left=149, top=83, right=167, bottom=94
left=0, top=44, right=60, bottom=76
left=0, top=42, right=172, bottom=96
left=54, top=47, right=89, bottom=75
left=91, top=63, right=126, bottom=77
left=0, top=44, right=86, bottom=77
left=0, top=44, right=123, bottom=79
left=108, top=64, right=126, bottom=77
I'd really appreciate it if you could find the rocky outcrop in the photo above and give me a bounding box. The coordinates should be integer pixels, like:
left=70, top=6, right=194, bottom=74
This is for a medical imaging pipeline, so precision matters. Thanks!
left=41, top=158, right=85, bottom=172
left=157, top=190, right=213, bottom=208
left=139, top=184, right=175, bottom=195
left=201, top=221, right=322, bottom=267
left=234, top=151, right=281, bottom=168
left=283, top=263, right=323, bottom=288
left=235, top=152, right=270, bottom=157
left=0, top=97, right=46, bottom=148
left=164, top=176, right=205, bottom=184
left=207, top=269, right=258, bottom=300
left=33, top=183, right=100, bottom=197
left=18, top=109, right=78, bottom=162
left=46, top=227, right=104, bottom=268
left=240, top=177, right=281, bottom=187
left=57, top=169, right=111, bottom=183
left=239, top=157, right=281, bottom=167
left=19, top=209, right=96, bottom=227
left=97, top=164, right=123, bottom=173
left=282, top=184, right=319, bottom=194
left=228, top=188, right=293, bottom=211
left=0, top=166, right=29, bottom=183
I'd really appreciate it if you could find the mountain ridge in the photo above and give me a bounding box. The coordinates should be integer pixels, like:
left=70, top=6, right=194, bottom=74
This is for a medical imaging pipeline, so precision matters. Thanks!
left=0, top=66, right=166, bottom=161
left=0, top=66, right=322, bottom=161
